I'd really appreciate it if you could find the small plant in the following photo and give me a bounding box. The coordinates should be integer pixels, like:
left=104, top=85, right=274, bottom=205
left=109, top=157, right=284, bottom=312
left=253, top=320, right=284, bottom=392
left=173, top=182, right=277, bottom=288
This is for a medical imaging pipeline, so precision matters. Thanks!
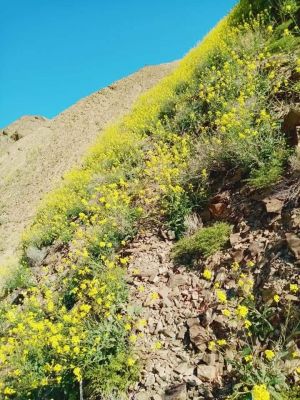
left=172, top=221, right=231, bottom=261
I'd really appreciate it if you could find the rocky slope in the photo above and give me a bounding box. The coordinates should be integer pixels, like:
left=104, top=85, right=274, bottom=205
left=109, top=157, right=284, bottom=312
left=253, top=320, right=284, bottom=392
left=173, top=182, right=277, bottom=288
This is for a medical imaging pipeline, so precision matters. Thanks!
left=127, top=169, right=300, bottom=400
left=0, top=62, right=176, bottom=279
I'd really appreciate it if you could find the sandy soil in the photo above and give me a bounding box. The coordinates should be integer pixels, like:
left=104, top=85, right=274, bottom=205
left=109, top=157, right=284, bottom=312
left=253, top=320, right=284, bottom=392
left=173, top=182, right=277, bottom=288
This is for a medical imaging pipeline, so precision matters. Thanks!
left=0, top=62, right=176, bottom=272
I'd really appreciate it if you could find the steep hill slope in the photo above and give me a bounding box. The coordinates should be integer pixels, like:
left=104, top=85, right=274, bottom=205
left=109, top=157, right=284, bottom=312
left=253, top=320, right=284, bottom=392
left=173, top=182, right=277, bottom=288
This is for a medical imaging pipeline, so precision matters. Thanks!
left=0, top=1, right=299, bottom=400
left=0, top=62, right=176, bottom=274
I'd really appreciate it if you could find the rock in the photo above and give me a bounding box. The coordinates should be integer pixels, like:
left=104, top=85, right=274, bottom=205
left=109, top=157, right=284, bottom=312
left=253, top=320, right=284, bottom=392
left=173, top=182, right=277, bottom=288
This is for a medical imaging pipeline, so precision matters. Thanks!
left=202, top=352, right=217, bottom=366
left=167, top=230, right=176, bottom=240
left=230, top=232, right=241, bottom=246
left=282, top=108, right=300, bottom=147
left=174, top=362, right=194, bottom=376
left=248, top=241, right=263, bottom=257
left=231, top=248, right=245, bottom=262
left=200, top=309, right=214, bottom=328
left=177, top=326, right=187, bottom=340
left=159, top=287, right=173, bottom=307
left=263, top=197, right=284, bottom=214
left=209, top=203, right=228, bottom=218
left=144, top=373, right=156, bottom=387
left=164, top=383, right=187, bottom=400
left=154, top=365, right=168, bottom=381
left=183, top=375, right=202, bottom=386
left=161, top=328, right=175, bottom=338
left=286, top=233, right=300, bottom=259
left=196, top=365, right=218, bottom=381
left=154, top=319, right=164, bottom=334
left=211, top=315, right=228, bottom=338
left=136, top=392, right=151, bottom=400
left=135, top=264, right=160, bottom=280
left=152, top=395, right=163, bottom=400
left=284, top=359, right=300, bottom=374
left=187, top=318, right=208, bottom=350
left=285, top=294, right=299, bottom=302
left=168, top=274, right=188, bottom=288
left=25, top=245, right=48, bottom=266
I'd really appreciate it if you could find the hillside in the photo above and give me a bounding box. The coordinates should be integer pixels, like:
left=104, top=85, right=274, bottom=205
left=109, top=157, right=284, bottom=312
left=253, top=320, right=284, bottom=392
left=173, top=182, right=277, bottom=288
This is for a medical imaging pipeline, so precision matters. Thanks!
left=0, top=62, right=176, bottom=285
left=0, top=1, right=299, bottom=400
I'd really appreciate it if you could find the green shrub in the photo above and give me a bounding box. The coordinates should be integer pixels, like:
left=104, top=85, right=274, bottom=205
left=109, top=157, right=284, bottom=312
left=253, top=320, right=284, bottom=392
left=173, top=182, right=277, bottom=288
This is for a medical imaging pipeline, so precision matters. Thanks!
left=172, top=222, right=231, bottom=261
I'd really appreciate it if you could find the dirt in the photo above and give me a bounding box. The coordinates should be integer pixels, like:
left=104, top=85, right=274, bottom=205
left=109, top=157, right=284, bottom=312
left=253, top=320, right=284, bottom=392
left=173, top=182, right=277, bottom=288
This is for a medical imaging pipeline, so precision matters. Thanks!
left=0, top=62, right=176, bottom=278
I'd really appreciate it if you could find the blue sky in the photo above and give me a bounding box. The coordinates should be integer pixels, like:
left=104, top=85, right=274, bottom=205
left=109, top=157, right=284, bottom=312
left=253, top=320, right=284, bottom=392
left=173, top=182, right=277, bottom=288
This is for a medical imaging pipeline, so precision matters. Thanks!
left=0, top=0, right=237, bottom=127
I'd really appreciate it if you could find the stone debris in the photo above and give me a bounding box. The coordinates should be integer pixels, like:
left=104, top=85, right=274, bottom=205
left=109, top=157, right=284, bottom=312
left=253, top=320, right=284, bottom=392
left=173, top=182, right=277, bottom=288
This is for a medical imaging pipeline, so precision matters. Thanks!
left=127, top=188, right=300, bottom=399
left=127, top=232, right=222, bottom=399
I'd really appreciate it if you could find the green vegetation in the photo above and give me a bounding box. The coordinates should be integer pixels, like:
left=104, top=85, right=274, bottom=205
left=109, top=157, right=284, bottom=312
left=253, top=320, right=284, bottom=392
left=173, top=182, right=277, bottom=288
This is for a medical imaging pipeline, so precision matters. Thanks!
left=0, top=0, right=299, bottom=399
left=172, top=222, right=231, bottom=261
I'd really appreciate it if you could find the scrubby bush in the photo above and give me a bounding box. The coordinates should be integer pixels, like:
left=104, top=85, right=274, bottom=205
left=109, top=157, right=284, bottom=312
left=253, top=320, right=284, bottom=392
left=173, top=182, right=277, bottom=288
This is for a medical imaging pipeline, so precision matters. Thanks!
left=172, top=222, right=231, bottom=261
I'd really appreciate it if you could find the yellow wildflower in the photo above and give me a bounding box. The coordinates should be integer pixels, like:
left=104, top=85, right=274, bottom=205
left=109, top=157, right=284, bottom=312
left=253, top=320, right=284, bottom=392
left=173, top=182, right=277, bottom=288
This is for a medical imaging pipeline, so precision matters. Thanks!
left=217, top=339, right=227, bottom=346
left=124, top=323, right=131, bottom=331
left=152, top=341, right=162, bottom=350
left=73, top=367, right=82, bottom=381
left=273, top=294, right=280, bottom=303
left=252, top=384, right=270, bottom=400
left=208, top=341, right=216, bottom=351
left=201, top=169, right=208, bottom=179
left=150, top=292, right=160, bottom=301
left=246, top=260, right=255, bottom=268
left=264, top=349, right=275, bottom=361
left=244, top=320, right=252, bottom=329
left=53, top=364, right=63, bottom=373
left=222, top=309, right=231, bottom=317
left=236, top=305, right=248, bottom=318
left=129, top=334, right=137, bottom=343
left=244, top=354, right=253, bottom=363
left=292, top=351, right=299, bottom=358
left=290, top=284, right=299, bottom=293
left=4, top=387, right=16, bottom=395
left=127, top=357, right=136, bottom=366
left=203, top=269, right=213, bottom=280
left=136, top=319, right=147, bottom=329
left=231, top=261, right=240, bottom=271
left=216, top=289, right=227, bottom=303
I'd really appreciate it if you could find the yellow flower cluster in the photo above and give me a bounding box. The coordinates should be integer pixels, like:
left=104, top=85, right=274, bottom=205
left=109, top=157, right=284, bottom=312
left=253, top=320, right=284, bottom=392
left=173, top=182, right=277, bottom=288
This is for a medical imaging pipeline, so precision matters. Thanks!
left=252, top=384, right=270, bottom=400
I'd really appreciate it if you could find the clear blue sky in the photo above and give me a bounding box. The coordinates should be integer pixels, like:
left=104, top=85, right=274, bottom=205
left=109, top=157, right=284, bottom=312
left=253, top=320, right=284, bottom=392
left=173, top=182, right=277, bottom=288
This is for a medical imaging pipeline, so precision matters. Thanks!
left=0, top=0, right=237, bottom=127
